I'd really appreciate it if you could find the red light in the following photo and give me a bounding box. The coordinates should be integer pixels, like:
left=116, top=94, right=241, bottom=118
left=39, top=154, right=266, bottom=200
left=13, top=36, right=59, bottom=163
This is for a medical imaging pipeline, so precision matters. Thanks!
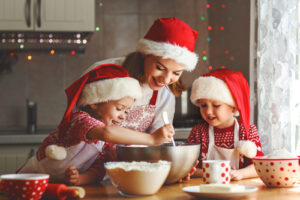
left=206, top=4, right=211, bottom=8
left=202, top=50, right=207, bottom=55
left=71, top=50, right=76, bottom=55
left=220, top=26, right=224, bottom=30
left=9, top=52, right=15, bottom=56
left=224, top=50, right=229, bottom=54
left=208, top=66, right=213, bottom=70
left=208, top=26, right=212, bottom=31
left=221, top=4, right=226, bottom=8
left=221, top=66, right=225, bottom=69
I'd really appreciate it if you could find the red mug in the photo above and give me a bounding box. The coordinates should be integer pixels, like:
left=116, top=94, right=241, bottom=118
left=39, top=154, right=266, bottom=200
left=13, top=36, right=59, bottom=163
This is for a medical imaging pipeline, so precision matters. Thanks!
left=0, top=173, right=49, bottom=200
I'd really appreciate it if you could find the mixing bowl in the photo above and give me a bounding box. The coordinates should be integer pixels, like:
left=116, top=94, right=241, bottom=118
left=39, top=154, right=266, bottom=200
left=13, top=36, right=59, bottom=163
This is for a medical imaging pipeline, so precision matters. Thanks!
left=0, top=173, right=49, bottom=200
left=104, top=160, right=171, bottom=196
left=253, top=156, right=300, bottom=187
left=116, top=143, right=201, bottom=184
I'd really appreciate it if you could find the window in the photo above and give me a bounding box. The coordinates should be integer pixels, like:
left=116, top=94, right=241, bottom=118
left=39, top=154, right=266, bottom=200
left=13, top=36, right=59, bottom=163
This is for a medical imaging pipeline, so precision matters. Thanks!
left=256, top=0, right=300, bottom=155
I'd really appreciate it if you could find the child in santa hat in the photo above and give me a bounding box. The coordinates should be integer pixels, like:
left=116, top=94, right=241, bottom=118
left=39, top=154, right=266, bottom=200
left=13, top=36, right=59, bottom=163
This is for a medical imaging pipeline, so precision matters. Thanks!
left=187, top=68, right=264, bottom=181
left=17, top=64, right=175, bottom=185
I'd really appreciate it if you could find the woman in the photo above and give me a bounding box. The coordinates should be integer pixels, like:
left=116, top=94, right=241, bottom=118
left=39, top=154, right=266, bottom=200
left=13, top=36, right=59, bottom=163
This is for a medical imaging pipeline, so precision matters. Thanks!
left=87, top=17, right=199, bottom=133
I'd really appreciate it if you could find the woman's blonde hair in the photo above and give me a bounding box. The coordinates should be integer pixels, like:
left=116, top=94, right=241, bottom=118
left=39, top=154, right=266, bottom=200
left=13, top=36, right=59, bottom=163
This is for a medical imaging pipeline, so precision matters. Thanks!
left=122, top=52, right=188, bottom=97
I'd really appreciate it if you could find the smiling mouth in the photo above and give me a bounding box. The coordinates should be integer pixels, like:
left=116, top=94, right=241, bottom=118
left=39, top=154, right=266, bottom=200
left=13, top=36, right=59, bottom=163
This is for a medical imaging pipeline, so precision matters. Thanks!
left=153, top=77, right=165, bottom=87
left=112, top=121, right=120, bottom=126
left=207, top=116, right=216, bottom=121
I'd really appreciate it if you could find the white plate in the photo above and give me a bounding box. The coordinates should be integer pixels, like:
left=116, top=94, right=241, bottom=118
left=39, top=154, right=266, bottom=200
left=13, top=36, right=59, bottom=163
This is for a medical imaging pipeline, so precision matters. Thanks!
left=182, top=184, right=258, bottom=199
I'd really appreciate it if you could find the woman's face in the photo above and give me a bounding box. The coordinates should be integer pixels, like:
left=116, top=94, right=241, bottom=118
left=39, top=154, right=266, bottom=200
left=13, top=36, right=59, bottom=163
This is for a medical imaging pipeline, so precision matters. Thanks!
left=90, top=97, right=135, bottom=126
left=143, top=55, right=185, bottom=90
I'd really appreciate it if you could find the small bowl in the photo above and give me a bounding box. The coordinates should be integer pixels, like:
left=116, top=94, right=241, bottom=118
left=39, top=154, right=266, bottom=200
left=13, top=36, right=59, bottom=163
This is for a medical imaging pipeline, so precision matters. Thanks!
left=116, top=143, right=200, bottom=184
left=0, top=173, right=49, bottom=200
left=253, top=156, right=300, bottom=187
left=104, top=160, right=171, bottom=196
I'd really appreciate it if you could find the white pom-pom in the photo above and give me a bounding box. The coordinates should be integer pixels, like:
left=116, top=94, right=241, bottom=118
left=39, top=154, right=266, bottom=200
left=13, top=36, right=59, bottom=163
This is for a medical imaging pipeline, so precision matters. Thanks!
left=237, top=140, right=257, bottom=158
left=45, top=144, right=67, bottom=160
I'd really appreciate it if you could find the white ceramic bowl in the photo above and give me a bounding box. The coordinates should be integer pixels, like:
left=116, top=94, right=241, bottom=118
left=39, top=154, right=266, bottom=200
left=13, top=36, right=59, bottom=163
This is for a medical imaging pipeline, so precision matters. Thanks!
left=0, top=174, right=49, bottom=200
left=253, top=156, right=300, bottom=187
left=104, top=160, right=171, bottom=196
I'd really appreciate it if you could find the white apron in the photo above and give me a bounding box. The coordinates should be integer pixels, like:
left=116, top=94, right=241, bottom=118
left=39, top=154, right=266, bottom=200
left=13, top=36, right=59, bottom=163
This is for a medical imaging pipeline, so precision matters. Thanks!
left=206, top=118, right=240, bottom=169
left=122, top=91, right=157, bottom=132
left=18, top=141, right=104, bottom=182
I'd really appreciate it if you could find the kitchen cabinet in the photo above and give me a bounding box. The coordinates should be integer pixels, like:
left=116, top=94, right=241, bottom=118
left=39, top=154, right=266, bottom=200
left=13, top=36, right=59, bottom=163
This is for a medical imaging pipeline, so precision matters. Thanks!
left=0, top=0, right=95, bottom=32
left=0, top=144, right=39, bottom=175
left=0, top=133, right=46, bottom=175
left=174, top=128, right=191, bottom=141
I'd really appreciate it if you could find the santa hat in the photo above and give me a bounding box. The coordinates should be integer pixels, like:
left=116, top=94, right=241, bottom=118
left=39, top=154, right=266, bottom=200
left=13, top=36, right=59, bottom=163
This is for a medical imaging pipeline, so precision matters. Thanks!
left=190, top=68, right=250, bottom=136
left=136, top=17, right=199, bottom=71
left=190, top=68, right=257, bottom=158
left=46, top=64, right=142, bottom=160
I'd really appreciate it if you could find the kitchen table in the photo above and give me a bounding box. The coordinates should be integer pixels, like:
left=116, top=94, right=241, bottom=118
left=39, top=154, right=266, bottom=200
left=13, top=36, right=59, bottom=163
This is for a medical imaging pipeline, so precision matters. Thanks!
left=81, top=178, right=300, bottom=200
left=0, top=178, right=299, bottom=199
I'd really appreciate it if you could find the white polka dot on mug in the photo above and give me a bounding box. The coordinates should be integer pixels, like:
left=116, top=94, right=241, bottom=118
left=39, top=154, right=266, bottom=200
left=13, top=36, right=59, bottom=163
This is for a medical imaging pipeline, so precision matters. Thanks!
left=202, top=160, right=231, bottom=184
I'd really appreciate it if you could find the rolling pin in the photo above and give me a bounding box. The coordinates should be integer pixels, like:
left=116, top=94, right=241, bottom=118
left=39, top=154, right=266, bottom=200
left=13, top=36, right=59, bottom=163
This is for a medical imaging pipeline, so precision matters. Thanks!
left=43, top=183, right=85, bottom=200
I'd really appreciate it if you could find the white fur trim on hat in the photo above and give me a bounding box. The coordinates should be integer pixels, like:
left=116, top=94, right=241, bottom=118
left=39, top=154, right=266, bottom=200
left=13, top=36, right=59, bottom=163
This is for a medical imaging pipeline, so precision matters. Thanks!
left=237, top=140, right=257, bottom=158
left=78, top=77, right=142, bottom=106
left=45, top=144, right=67, bottom=160
left=137, top=38, right=198, bottom=72
left=190, top=76, right=236, bottom=106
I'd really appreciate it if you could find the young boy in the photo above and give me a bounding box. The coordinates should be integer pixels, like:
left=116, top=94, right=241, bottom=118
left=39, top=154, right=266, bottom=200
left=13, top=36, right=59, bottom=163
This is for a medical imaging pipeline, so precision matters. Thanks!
left=187, top=68, right=264, bottom=180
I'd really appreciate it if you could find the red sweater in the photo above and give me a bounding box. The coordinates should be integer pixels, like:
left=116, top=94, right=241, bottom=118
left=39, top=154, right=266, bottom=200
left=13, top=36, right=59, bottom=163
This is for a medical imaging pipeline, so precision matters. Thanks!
left=186, top=120, right=264, bottom=169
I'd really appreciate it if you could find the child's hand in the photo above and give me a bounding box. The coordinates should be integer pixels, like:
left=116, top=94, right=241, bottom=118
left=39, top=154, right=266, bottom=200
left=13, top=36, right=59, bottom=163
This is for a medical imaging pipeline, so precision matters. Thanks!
left=65, top=166, right=81, bottom=185
left=230, top=167, right=244, bottom=181
left=151, top=124, right=175, bottom=145
left=179, top=160, right=199, bottom=182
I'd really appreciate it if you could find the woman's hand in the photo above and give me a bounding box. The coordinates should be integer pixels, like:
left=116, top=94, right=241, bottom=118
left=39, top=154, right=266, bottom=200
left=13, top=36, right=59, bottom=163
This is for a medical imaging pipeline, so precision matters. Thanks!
left=179, top=160, right=199, bottom=182
left=151, top=124, right=175, bottom=145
